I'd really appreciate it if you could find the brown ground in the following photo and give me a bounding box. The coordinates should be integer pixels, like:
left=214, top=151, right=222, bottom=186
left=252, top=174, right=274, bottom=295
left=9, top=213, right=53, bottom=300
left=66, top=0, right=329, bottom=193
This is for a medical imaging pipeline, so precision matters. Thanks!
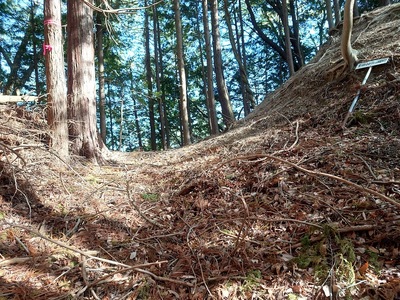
left=1, top=4, right=400, bottom=300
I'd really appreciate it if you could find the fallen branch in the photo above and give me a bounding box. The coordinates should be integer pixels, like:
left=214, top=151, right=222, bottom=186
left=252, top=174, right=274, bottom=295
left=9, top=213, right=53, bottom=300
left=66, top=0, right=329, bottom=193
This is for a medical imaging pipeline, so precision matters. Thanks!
left=5, top=222, right=128, bottom=267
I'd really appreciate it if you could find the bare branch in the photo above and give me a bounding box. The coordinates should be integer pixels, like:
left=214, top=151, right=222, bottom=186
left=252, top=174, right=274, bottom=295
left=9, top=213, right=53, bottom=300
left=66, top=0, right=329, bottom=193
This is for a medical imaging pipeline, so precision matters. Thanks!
left=81, top=0, right=164, bottom=14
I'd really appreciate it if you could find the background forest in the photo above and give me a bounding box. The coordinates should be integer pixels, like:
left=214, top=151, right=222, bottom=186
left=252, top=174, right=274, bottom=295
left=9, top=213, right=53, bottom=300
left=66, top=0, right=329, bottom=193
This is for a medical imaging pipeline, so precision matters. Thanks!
left=0, top=0, right=397, bottom=152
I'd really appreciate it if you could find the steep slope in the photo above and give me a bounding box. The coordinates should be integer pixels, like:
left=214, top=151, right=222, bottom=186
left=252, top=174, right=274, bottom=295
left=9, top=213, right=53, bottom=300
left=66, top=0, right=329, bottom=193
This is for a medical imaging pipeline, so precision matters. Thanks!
left=0, top=4, right=399, bottom=300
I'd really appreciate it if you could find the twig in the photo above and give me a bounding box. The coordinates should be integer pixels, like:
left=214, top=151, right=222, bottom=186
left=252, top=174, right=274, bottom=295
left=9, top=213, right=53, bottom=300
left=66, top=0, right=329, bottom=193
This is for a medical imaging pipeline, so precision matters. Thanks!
left=81, top=0, right=164, bottom=14
left=14, top=236, right=30, bottom=255
left=0, top=141, right=27, bottom=166
left=5, top=222, right=131, bottom=267
left=84, top=261, right=168, bottom=288
left=133, top=267, right=194, bottom=287
left=248, top=217, right=324, bottom=230
left=354, top=154, right=377, bottom=180
left=126, top=182, right=162, bottom=228
left=0, top=257, right=30, bottom=267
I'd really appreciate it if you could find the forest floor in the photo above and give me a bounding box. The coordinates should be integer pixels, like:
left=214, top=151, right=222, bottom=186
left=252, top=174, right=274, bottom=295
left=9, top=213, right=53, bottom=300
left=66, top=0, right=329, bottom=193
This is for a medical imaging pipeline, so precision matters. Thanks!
left=1, top=4, right=400, bottom=300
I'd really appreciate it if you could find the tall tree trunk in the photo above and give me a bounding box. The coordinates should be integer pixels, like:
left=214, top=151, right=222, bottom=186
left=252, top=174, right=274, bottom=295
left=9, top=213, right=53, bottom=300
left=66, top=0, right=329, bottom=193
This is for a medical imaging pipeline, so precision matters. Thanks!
left=2, top=26, right=32, bottom=95
left=130, top=73, right=143, bottom=149
left=353, top=0, right=359, bottom=17
left=333, top=0, right=341, bottom=25
left=155, top=12, right=170, bottom=148
left=210, top=0, right=234, bottom=128
left=107, top=81, right=115, bottom=150
left=244, top=0, right=298, bottom=70
left=325, top=0, right=334, bottom=29
left=118, top=96, right=124, bottom=151
left=223, top=0, right=254, bottom=116
left=67, top=0, right=105, bottom=161
left=144, top=1, right=157, bottom=150
left=30, top=0, right=40, bottom=95
left=153, top=5, right=167, bottom=150
left=282, top=0, right=294, bottom=76
left=202, top=0, right=219, bottom=135
left=174, top=0, right=191, bottom=145
left=44, top=0, right=68, bottom=159
left=96, top=10, right=107, bottom=144
left=238, top=0, right=255, bottom=110
left=289, top=0, right=303, bottom=67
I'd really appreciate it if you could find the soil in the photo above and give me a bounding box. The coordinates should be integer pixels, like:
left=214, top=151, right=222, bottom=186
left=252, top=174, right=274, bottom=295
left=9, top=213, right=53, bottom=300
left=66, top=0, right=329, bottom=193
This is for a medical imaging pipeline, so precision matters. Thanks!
left=1, top=4, right=400, bottom=300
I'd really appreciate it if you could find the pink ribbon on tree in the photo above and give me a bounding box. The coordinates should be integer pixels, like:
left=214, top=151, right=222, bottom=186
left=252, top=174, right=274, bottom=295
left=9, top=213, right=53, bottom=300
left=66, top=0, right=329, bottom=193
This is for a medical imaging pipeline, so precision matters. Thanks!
left=44, top=19, right=58, bottom=26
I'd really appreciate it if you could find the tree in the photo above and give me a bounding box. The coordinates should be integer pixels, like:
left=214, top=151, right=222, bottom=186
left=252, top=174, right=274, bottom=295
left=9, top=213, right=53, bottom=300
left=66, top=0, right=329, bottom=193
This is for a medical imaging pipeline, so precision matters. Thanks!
left=222, top=0, right=254, bottom=116
left=153, top=5, right=168, bottom=149
left=325, top=0, right=334, bottom=29
left=44, top=0, right=68, bottom=159
left=95, top=8, right=107, bottom=144
left=173, top=0, right=191, bottom=145
left=210, top=0, right=234, bottom=128
left=282, top=0, right=295, bottom=76
left=201, top=0, right=219, bottom=135
left=333, top=0, right=341, bottom=25
left=67, top=0, right=105, bottom=160
left=244, top=0, right=303, bottom=72
left=1, top=22, right=36, bottom=95
left=144, top=1, right=157, bottom=150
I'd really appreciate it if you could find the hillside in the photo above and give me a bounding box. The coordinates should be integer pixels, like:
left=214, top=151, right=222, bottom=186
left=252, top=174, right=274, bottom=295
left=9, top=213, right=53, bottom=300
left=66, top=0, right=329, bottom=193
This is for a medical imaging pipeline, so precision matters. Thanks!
left=1, top=4, right=400, bottom=299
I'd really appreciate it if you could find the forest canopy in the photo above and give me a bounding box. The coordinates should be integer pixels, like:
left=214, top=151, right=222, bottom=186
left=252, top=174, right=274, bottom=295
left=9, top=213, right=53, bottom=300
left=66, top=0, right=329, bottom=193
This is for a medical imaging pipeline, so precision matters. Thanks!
left=0, top=0, right=397, bottom=153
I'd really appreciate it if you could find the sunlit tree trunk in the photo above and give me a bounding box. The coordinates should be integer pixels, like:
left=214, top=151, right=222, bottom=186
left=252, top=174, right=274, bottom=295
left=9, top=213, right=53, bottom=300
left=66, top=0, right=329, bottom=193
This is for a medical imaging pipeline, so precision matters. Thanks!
left=333, top=0, right=341, bottom=25
left=155, top=12, right=170, bottom=148
left=223, top=0, right=254, bottom=116
left=2, top=26, right=34, bottom=95
left=282, top=0, right=294, bottom=76
left=30, top=0, right=40, bottom=95
left=67, top=0, right=105, bottom=161
left=210, top=0, right=234, bottom=128
left=44, top=0, right=68, bottom=159
left=130, top=73, right=143, bottom=149
left=144, top=1, right=157, bottom=150
left=289, top=0, right=303, bottom=67
left=325, top=0, right=334, bottom=29
left=202, top=0, right=218, bottom=135
left=174, top=0, right=191, bottom=146
left=153, top=5, right=167, bottom=150
left=106, top=81, right=116, bottom=150
left=118, top=96, right=124, bottom=151
left=96, top=9, right=107, bottom=144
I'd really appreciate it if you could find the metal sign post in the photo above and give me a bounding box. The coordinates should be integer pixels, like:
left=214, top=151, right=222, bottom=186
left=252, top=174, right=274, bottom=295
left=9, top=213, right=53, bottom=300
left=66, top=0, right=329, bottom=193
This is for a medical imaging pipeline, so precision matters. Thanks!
left=342, top=57, right=390, bottom=128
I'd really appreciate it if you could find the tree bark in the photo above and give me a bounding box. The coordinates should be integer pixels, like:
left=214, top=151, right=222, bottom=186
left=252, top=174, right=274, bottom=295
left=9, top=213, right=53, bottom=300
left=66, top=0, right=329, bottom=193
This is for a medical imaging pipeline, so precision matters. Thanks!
left=67, top=0, right=105, bottom=161
left=174, top=0, right=191, bottom=145
left=2, top=26, right=32, bottom=95
left=95, top=10, right=107, bottom=144
left=333, top=0, right=341, bottom=25
left=210, top=0, right=234, bottom=128
left=144, top=1, right=157, bottom=150
left=282, top=0, right=294, bottom=76
left=289, top=0, right=303, bottom=68
left=202, top=0, right=219, bottom=135
left=44, top=0, right=68, bottom=159
left=130, top=72, right=143, bottom=149
left=325, top=0, right=334, bottom=29
left=223, top=0, right=255, bottom=116
left=30, top=0, right=41, bottom=95
left=153, top=5, right=167, bottom=150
